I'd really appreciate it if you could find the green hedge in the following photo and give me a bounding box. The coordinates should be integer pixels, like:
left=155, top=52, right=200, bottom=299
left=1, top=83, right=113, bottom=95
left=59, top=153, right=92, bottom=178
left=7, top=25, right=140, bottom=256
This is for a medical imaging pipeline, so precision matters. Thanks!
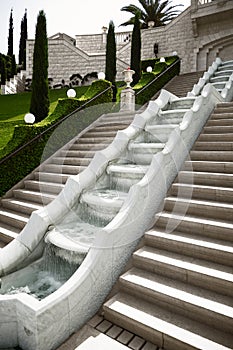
left=134, top=58, right=180, bottom=106
left=0, top=80, right=112, bottom=196
left=141, top=55, right=178, bottom=72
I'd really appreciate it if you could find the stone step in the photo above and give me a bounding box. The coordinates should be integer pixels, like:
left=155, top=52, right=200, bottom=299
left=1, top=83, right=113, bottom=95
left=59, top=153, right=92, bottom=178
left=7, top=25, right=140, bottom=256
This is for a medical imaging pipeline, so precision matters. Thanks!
left=164, top=196, right=233, bottom=222
left=171, top=182, right=233, bottom=203
left=77, top=136, right=114, bottom=143
left=206, top=119, right=233, bottom=127
left=42, top=163, right=85, bottom=175
left=145, top=229, right=233, bottom=267
left=198, top=133, right=233, bottom=141
left=120, top=267, right=233, bottom=332
left=213, top=70, right=233, bottom=77
left=211, top=81, right=227, bottom=90
left=69, top=143, right=107, bottom=151
left=218, top=65, right=233, bottom=71
left=211, top=112, right=233, bottom=119
left=100, top=117, right=134, bottom=124
left=210, top=75, right=231, bottom=83
left=183, top=160, right=233, bottom=173
left=216, top=102, right=233, bottom=108
left=82, top=131, right=118, bottom=138
left=203, top=125, right=233, bottom=133
left=104, top=292, right=233, bottom=350
left=24, top=179, right=65, bottom=194
left=1, top=198, right=42, bottom=215
left=0, top=208, right=28, bottom=230
left=133, top=246, right=233, bottom=297
left=177, top=170, right=233, bottom=187
left=193, top=141, right=233, bottom=151
left=51, top=157, right=91, bottom=166
left=13, top=188, right=56, bottom=205
left=0, top=222, right=20, bottom=243
left=60, top=150, right=96, bottom=158
left=155, top=211, right=233, bottom=243
left=190, top=150, right=233, bottom=161
left=91, top=124, right=128, bottom=132
left=34, top=171, right=69, bottom=184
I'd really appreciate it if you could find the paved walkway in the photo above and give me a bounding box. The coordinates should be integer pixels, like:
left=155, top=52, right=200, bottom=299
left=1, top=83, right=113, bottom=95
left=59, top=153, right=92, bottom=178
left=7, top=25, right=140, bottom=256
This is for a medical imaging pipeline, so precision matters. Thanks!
left=57, top=314, right=160, bottom=350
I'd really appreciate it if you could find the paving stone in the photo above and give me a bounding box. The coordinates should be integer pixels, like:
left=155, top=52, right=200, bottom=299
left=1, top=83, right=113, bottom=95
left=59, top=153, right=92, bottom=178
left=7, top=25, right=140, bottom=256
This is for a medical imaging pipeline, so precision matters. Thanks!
left=117, top=330, right=134, bottom=345
left=87, top=314, right=103, bottom=328
left=106, top=325, right=123, bottom=339
left=128, top=336, right=146, bottom=350
left=141, top=341, right=158, bottom=350
left=95, top=319, right=113, bottom=333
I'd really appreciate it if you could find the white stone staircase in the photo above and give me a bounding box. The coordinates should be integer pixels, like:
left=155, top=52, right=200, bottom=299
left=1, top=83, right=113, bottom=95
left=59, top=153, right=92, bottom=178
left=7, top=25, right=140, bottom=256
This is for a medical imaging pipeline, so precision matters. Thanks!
left=103, top=102, right=233, bottom=350
left=0, top=112, right=134, bottom=247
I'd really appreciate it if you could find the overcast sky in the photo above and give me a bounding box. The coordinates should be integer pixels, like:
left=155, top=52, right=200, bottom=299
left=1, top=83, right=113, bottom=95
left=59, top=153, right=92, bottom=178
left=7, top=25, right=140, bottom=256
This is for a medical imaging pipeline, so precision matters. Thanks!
left=0, top=0, right=191, bottom=58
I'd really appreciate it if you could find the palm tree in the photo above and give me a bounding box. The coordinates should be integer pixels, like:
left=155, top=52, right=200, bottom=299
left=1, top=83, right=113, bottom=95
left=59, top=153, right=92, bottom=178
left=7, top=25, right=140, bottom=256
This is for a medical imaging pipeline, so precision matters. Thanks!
left=120, top=0, right=183, bottom=28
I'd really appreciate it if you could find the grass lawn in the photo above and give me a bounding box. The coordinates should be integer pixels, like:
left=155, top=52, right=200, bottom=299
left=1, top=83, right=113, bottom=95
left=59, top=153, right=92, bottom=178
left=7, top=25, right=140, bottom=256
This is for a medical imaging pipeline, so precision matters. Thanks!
left=0, top=86, right=88, bottom=150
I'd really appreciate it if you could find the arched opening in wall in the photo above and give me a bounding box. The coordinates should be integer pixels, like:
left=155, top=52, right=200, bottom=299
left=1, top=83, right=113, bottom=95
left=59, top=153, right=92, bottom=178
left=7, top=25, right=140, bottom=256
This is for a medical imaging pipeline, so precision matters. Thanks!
left=196, top=34, right=233, bottom=71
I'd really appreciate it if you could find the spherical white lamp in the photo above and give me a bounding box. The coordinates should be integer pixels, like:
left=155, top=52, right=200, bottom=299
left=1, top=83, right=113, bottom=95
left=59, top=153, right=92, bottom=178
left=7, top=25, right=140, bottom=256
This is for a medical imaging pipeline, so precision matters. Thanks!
left=67, top=89, right=76, bottom=98
left=24, top=113, right=35, bottom=124
left=160, top=57, right=165, bottom=63
left=172, top=51, right=178, bottom=56
left=146, top=66, right=153, bottom=73
left=98, top=72, right=105, bottom=80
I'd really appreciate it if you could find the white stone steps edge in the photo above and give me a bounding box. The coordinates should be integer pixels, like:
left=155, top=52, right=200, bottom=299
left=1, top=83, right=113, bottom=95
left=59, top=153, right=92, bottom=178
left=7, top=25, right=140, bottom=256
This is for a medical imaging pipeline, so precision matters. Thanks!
left=104, top=293, right=232, bottom=350
left=155, top=211, right=233, bottom=241
left=133, top=246, right=233, bottom=297
left=145, top=229, right=233, bottom=267
left=120, top=268, right=233, bottom=332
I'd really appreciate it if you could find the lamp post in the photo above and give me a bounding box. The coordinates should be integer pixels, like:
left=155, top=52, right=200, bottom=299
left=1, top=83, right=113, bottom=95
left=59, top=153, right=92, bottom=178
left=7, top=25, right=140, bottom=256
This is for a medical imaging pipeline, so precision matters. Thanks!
left=146, top=66, right=153, bottom=73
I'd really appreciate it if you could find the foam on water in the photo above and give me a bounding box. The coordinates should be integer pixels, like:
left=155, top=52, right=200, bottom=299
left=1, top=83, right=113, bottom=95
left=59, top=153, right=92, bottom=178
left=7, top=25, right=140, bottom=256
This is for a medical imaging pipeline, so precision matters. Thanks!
left=0, top=245, right=78, bottom=300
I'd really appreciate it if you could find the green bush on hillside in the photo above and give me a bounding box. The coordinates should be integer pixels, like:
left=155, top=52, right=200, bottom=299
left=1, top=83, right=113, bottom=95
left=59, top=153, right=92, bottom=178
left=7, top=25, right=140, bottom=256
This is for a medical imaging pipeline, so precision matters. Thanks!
left=135, top=57, right=180, bottom=106
left=0, top=80, right=112, bottom=196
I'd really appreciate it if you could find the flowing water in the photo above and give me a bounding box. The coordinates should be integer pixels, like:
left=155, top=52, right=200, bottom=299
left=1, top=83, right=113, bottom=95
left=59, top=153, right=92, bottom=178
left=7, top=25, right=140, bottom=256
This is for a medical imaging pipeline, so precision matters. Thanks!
left=0, top=244, right=79, bottom=300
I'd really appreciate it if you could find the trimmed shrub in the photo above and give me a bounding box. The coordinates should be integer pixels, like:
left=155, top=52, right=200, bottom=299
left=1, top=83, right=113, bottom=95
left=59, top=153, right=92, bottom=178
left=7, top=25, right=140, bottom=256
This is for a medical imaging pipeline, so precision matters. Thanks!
left=135, top=58, right=180, bottom=106
left=0, top=80, right=112, bottom=196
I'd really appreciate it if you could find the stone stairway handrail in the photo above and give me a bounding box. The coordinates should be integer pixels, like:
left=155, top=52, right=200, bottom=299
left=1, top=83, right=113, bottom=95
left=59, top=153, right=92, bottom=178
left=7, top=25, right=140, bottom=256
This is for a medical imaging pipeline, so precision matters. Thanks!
left=187, top=57, right=222, bottom=97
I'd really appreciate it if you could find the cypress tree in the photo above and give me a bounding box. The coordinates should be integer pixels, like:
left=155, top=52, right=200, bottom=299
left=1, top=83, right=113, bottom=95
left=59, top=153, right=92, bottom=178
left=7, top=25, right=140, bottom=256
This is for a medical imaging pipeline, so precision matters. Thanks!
left=11, top=54, right=17, bottom=77
left=7, top=8, right=14, bottom=57
left=105, top=20, right=116, bottom=83
left=130, top=12, right=141, bottom=85
left=30, top=10, right=49, bottom=122
left=0, top=56, right=6, bottom=85
left=19, top=9, right=27, bottom=69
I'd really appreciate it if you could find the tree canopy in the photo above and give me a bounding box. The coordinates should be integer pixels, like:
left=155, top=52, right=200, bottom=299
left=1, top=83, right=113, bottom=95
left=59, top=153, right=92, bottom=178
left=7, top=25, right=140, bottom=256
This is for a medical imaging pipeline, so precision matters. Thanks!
left=120, top=0, right=183, bottom=28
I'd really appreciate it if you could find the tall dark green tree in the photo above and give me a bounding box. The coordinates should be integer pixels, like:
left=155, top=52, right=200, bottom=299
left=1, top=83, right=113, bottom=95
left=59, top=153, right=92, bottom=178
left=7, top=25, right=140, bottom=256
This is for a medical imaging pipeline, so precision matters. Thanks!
left=0, top=55, right=6, bottom=85
left=7, top=8, right=14, bottom=57
left=30, top=10, right=49, bottom=122
left=130, top=12, right=141, bottom=85
left=11, top=54, right=17, bottom=77
left=105, top=21, right=116, bottom=83
left=120, top=0, right=182, bottom=28
left=19, top=9, right=28, bottom=69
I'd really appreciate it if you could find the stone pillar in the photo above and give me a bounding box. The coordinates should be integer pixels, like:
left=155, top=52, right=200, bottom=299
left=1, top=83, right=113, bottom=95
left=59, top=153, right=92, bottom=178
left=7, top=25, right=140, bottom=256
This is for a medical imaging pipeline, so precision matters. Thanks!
left=102, top=26, right=107, bottom=45
left=120, top=69, right=135, bottom=112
